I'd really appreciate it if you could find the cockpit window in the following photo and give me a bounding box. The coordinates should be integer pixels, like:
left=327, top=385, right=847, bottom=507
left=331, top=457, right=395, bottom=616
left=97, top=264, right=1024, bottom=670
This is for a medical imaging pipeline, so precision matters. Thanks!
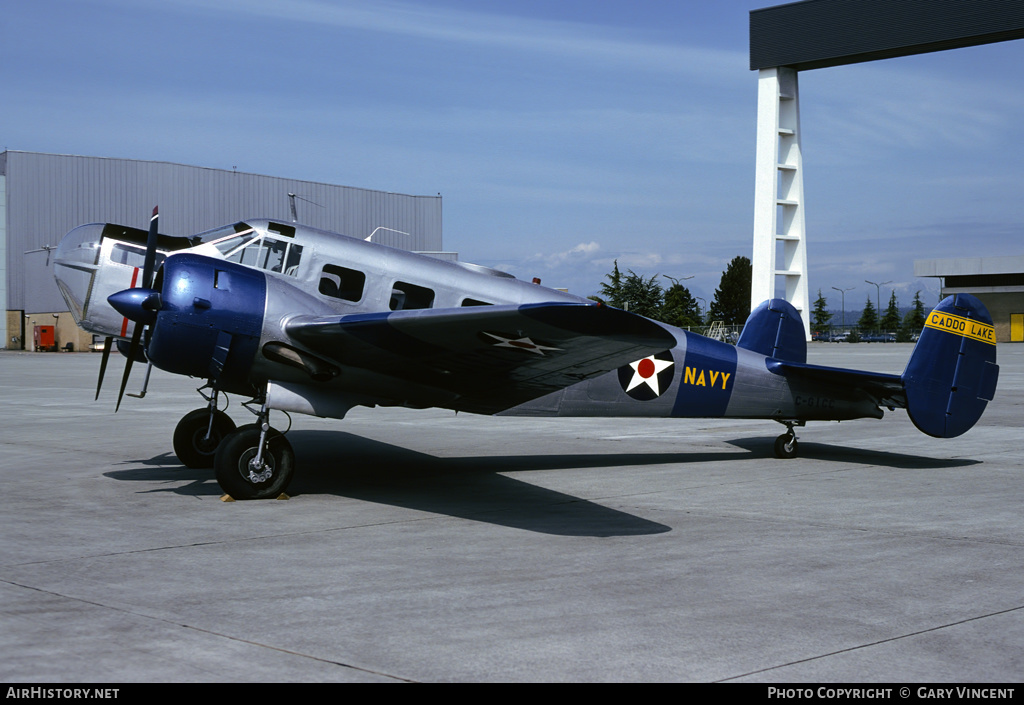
left=111, top=243, right=165, bottom=270
left=214, top=231, right=259, bottom=256
left=225, top=236, right=303, bottom=276
left=194, top=222, right=252, bottom=245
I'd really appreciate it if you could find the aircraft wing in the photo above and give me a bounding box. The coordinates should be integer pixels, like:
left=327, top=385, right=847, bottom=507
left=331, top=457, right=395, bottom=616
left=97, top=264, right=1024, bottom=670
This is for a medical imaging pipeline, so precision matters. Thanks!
left=768, top=360, right=907, bottom=409
left=285, top=302, right=676, bottom=414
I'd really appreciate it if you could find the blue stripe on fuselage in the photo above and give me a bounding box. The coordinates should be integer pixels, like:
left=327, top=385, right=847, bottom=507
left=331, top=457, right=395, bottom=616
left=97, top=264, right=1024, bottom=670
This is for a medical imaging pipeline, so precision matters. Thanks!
left=670, top=332, right=738, bottom=417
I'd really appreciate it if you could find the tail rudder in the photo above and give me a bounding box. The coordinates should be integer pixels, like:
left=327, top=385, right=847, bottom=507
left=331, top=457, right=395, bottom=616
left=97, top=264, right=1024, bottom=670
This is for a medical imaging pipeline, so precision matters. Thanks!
left=903, top=293, right=998, bottom=438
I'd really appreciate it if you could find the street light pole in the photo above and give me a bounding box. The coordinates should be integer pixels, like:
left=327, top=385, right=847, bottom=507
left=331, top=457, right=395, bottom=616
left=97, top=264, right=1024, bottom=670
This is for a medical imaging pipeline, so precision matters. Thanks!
left=831, top=286, right=854, bottom=331
left=865, top=280, right=892, bottom=333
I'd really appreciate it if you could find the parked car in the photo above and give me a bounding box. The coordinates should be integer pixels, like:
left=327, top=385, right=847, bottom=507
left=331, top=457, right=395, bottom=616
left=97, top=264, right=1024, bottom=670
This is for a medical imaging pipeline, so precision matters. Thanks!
left=862, top=333, right=896, bottom=343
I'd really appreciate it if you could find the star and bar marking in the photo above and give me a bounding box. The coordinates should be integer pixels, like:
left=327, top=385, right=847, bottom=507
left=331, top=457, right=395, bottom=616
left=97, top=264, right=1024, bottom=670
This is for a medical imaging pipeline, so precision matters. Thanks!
left=482, top=332, right=562, bottom=356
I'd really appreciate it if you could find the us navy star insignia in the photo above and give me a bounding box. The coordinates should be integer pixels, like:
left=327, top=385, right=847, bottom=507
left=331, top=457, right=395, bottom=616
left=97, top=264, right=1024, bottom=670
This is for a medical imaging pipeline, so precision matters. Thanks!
left=482, top=332, right=562, bottom=355
left=617, top=351, right=675, bottom=400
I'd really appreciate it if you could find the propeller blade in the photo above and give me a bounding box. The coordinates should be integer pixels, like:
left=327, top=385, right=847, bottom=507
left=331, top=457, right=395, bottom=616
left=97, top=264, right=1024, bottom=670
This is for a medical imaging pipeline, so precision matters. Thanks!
left=115, top=325, right=144, bottom=412
left=95, top=336, right=113, bottom=400
left=111, top=207, right=161, bottom=411
left=142, top=206, right=159, bottom=289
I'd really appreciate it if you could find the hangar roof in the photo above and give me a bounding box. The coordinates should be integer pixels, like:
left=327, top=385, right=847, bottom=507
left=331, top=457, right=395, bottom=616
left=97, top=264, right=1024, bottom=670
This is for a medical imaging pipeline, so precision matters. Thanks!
left=915, top=255, right=1024, bottom=279
left=750, top=0, right=1024, bottom=71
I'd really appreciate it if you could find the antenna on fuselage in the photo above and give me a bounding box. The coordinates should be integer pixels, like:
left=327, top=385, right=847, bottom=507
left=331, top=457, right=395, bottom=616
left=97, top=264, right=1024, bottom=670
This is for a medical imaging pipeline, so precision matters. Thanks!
left=365, top=227, right=410, bottom=243
left=287, top=193, right=323, bottom=223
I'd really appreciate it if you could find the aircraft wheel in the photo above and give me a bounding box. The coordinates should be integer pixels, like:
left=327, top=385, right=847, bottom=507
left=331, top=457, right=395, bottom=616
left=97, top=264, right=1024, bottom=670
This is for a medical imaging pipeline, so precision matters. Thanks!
left=173, top=409, right=236, bottom=469
left=774, top=434, right=798, bottom=459
left=215, top=424, right=294, bottom=500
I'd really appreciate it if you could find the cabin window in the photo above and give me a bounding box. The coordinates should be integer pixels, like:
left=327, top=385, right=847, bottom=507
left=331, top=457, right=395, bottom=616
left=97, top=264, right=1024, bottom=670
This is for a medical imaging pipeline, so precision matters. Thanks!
left=319, top=264, right=366, bottom=302
left=390, top=281, right=434, bottom=310
left=461, top=298, right=492, bottom=307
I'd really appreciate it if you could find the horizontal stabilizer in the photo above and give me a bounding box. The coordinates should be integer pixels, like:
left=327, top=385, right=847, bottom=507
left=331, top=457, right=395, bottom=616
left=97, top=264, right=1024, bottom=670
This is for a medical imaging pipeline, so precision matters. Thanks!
left=286, top=302, right=676, bottom=414
left=767, top=359, right=905, bottom=411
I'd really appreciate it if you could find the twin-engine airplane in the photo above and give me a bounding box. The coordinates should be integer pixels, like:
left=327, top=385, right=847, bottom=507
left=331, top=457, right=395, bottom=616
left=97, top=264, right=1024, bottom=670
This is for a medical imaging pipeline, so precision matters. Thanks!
left=53, top=209, right=999, bottom=499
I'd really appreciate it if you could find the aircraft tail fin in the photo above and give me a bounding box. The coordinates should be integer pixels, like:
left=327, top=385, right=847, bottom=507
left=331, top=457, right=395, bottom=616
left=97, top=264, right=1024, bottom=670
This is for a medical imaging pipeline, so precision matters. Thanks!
left=736, top=298, right=807, bottom=363
left=902, top=293, right=998, bottom=438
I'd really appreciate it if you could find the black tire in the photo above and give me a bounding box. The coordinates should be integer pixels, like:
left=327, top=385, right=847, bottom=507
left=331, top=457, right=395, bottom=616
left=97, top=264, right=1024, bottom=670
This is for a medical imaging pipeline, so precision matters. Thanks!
left=214, top=424, right=295, bottom=500
left=173, top=409, right=236, bottom=469
left=774, top=434, right=798, bottom=459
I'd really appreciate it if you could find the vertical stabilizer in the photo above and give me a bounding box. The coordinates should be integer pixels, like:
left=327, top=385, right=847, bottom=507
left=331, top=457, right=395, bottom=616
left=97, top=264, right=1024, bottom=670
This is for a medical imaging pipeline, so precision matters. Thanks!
left=736, top=298, right=807, bottom=363
left=903, top=294, right=998, bottom=438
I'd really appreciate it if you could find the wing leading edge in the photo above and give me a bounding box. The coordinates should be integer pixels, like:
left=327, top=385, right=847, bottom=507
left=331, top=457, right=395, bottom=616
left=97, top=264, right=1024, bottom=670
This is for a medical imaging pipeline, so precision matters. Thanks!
left=285, top=302, right=677, bottom=414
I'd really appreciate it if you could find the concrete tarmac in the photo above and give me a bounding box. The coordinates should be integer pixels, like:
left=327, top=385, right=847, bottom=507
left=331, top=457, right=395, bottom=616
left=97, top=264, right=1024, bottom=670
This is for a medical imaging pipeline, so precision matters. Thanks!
left=1, top=344, right=1022, bottom=683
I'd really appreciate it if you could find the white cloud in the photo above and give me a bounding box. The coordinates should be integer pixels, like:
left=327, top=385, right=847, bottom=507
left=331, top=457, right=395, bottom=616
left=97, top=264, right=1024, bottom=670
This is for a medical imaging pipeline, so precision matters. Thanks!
left=119, top=0, right=746, bottom=80
left=527, top=241, right=602, bottom=269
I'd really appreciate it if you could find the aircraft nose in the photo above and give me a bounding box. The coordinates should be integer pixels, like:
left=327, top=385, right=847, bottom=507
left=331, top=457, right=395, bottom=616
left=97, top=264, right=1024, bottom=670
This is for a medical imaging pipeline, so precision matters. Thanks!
left=54, top=224, right=105, bottom=323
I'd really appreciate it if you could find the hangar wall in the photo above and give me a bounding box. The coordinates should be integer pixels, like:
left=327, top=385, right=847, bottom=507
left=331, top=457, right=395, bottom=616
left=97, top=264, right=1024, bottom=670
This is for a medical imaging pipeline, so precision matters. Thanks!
left=2, top=151, right=445, bottom=350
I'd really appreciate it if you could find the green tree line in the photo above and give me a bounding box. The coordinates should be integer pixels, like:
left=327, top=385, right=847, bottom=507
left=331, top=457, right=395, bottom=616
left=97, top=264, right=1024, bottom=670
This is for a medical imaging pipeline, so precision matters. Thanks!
left=593, top=256, right=752, bottom=328
left=812, top=288, right=928, bottom=341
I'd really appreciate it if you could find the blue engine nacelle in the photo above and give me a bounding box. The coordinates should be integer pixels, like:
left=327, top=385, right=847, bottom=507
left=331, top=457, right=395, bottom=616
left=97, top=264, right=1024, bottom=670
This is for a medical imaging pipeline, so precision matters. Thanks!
left=146, top=253, right=267, bottom=394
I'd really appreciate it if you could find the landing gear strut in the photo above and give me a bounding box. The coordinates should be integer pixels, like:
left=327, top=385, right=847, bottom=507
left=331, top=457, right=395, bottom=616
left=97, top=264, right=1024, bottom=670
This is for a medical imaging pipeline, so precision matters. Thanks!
left=172, top=388, right=235, bottom=468
left=773, top=420, right=803, bottom=459
left=214, top=397, right=294, bottom=500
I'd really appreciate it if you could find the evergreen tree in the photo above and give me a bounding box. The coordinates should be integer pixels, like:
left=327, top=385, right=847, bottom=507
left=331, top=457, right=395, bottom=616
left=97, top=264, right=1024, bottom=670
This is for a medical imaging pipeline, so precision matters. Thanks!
left=908, top=291, right=927, bottom=330
left=708, top=256, right=752, bottom=326
left=857, top=295, right=878, bottom=333
left=811, top=289, right=832, bottom=334
left=880, top=290, right=901, bottom=332
left=598, top=260, right=626, bottom=309
left=662, top=277, right=703, bottom=328
left=620, top=270, right=663, bottom=319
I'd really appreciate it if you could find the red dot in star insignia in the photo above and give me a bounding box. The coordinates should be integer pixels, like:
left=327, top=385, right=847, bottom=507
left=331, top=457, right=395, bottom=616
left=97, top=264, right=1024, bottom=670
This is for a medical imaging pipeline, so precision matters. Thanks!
left=638, top=358, right=655, bottom=378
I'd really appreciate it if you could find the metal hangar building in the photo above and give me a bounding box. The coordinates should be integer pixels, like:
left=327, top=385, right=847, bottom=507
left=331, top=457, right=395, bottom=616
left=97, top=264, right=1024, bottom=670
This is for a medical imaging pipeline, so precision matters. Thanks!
left=1, top=150, right=445, bottom=351
left=915, top=256, right=1024, bottom=343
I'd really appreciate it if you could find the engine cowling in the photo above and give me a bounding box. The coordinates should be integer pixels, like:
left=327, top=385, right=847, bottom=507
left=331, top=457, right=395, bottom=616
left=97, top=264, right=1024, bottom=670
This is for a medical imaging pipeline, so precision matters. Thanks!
left=145, top=253, right=267, bottom=394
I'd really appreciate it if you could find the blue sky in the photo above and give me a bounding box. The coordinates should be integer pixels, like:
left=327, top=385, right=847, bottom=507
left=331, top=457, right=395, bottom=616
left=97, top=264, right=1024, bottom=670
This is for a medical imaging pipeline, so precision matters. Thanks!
left=4, top=0, right=1022, bottom=313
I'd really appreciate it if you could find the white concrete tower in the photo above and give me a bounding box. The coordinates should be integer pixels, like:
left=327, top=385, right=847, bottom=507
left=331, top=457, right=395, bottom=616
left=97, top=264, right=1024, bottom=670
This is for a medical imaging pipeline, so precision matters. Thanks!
left=751, top=66, right=809, bottom=338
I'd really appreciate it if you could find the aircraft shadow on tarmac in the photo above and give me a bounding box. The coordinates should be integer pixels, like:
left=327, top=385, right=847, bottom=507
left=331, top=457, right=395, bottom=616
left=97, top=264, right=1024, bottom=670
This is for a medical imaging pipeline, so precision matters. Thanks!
left=103, top=430, right=979, bottom=537
left=728, top=437, right=982, bottom=470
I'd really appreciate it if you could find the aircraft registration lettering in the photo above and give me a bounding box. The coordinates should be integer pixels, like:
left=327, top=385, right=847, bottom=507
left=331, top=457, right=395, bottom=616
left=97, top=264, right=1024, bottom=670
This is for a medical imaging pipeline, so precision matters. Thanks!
left=795, top=395, right=834, bottom=409
left=924, top=311, right=995, bottom=346
left=683, top=366, right=730, bottom=390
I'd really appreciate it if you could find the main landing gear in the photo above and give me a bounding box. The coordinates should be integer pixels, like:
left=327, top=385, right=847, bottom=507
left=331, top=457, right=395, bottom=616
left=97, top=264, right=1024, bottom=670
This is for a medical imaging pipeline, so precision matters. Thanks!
left=215, top=397, right=295, bottom=500
left=172, top=387, right=235, bottom=469
left=773, top=420, right=803, bottom=459
left=172, top=386, right=294, bottom=499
